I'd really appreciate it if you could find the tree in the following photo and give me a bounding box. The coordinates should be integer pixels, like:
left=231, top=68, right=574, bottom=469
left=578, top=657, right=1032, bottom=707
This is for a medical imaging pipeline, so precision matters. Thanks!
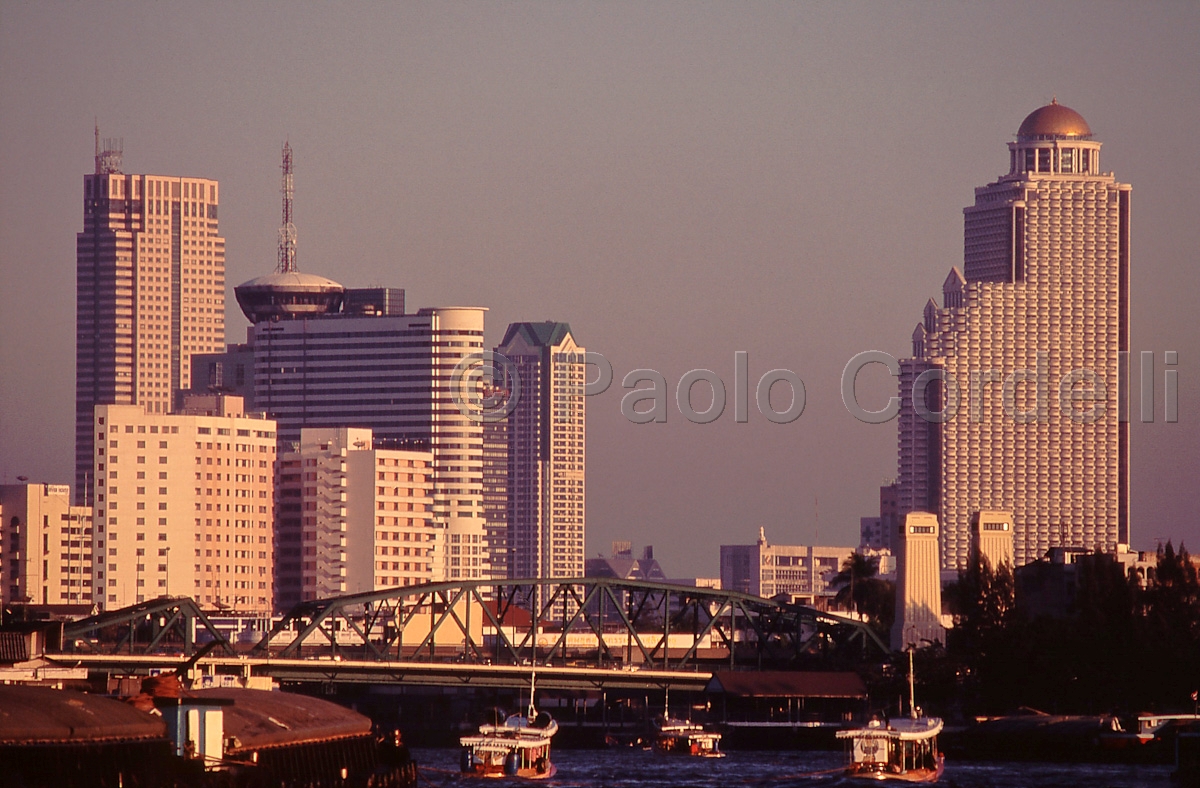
left=830, top=552, right=894, bottom=639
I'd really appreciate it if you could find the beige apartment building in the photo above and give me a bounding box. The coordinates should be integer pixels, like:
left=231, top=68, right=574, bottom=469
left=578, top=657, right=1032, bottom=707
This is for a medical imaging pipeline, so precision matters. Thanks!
left=91, top=395, right=275, bottom=613
left=898, top=101, right=1131, bottom=568
left=0, top=484, right=93, bottom=605
left=76, top=135, right=226, bottom=505
left=275, top=428, right=435, bottom=607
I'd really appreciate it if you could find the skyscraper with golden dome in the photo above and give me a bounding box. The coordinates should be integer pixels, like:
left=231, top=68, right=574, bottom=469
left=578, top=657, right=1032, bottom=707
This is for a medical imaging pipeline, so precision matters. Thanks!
left=898, top=101, right=1131, bottom=568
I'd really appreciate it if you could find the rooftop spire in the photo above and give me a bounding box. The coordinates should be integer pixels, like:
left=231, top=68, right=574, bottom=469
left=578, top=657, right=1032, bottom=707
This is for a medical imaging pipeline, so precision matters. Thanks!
left=277, top=141, right=297, bottom=273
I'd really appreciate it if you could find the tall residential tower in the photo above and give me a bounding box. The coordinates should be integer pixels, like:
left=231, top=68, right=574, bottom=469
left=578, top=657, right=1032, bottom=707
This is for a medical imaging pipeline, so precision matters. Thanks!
left=76, top=132, right=226, bottom=504
left=496, top=322, right=585, bottom=579
left=898, top=101, right=1130, bottom=568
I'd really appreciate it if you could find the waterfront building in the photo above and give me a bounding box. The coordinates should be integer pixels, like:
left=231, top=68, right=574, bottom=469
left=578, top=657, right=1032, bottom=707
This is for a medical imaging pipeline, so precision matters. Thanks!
left=897, top=101, right=1131, bottom=568
left=76, top=133, right=226, bottom=505
left=891, top=512, right=946, bottom=651
left=274, top=427, right=435, bottom=607
left=720, top=528, right=854, bottom=607
left=90, top=395, right=275, bottom=613
left=0, top=484, right=93, bottom=605
left=496, top=322, right=586, bottom=580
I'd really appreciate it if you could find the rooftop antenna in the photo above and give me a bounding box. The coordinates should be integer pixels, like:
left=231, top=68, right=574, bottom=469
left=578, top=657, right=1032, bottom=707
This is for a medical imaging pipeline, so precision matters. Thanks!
left=93, top=121, right=123, bottom=175
left=277, top=141, right=297, bottom=273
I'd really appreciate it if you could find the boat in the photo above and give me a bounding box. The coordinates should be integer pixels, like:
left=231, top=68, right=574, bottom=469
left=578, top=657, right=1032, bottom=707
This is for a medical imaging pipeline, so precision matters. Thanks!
left=835, top=650, right=944, bottom=782
left=652, top=716, right=726, bottom=758
left=459, top=675, right=558, bottom=779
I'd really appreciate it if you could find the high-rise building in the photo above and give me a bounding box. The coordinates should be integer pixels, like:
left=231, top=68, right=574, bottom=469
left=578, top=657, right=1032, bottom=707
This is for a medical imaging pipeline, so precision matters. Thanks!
left=897, top=101, right=1131, bottom=568
left=496, top=322, right=585, bottom=580
left=91, top=395, right=275, bottom=613
left=76, top=132, right=226, bottom=505
left=0, top=484, right=93, bottom=605
left=482, top=416, right=510, bottom=579
left=274, top=427, right=435, bottom=607
left=243, top=307, right=488, bottom=581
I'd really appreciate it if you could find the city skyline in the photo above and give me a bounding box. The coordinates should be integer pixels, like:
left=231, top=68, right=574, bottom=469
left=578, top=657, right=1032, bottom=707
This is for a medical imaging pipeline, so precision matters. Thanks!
left=2, top=4, right=1198, bottom=577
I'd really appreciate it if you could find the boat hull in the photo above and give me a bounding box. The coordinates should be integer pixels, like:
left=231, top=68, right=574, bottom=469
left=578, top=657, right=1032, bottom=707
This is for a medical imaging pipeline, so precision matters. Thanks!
left=844, top=754, right=944, bottom=783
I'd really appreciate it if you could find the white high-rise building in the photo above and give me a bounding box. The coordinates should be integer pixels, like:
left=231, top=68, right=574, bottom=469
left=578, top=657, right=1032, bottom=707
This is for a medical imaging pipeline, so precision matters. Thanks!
left=496, top=322, right=585, bottom=580
left=898, top=101, right=1131, bottom=569
left=76, top=133, right=226, bottom=505
left=0, top=484, right=93, bottom=605
left=91, top=395, right=275, bottom=613
left=274, top=428, right=435, bottom=606
left=246, top=307, right=488, bottom=583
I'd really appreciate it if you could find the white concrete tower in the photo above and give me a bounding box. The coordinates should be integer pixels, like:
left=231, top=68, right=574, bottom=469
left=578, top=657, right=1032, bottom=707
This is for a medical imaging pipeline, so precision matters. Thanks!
left=971, top=510, right=1015, bottom=569
left=891, top=512, right=945, bottom=651
left=898, top=101, right=1131, bottom=568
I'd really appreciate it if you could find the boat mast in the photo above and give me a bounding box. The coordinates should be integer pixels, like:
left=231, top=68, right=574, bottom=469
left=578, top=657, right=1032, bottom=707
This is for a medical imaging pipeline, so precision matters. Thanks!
left=908, top=647, right=917, bottom=719
left=529, top=670, right=537, bottom=719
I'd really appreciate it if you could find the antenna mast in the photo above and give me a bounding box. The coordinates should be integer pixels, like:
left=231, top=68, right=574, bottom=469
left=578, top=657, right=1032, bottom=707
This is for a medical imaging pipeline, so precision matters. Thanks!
left=277, top=141, right=297, bottom=273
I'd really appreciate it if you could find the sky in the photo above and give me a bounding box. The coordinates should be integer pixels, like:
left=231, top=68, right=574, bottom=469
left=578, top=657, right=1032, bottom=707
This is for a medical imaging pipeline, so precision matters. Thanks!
left=1, top=2, right=1198, bottom=577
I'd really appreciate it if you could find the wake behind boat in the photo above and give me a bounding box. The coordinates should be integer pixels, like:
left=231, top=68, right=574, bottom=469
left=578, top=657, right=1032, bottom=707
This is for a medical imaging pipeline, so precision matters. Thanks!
left=653, top=716, right=726, bottom=758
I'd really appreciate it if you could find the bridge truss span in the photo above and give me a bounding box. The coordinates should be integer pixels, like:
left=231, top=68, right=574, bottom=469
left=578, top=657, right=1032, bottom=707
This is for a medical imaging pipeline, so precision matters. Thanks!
left=252, top=577, right=889, bottom=671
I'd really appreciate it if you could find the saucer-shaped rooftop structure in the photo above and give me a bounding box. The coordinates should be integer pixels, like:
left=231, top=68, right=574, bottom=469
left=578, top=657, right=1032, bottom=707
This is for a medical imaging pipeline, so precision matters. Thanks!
left=235, top=270, right=345, bottom=324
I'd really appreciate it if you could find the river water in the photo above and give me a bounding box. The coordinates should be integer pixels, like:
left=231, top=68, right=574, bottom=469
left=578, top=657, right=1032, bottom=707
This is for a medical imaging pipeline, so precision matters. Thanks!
left=413, top=747, right=1173, bottom=787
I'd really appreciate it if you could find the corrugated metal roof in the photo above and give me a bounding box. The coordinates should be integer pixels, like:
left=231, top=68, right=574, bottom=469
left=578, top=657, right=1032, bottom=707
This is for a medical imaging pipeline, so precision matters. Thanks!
left=0, top=685, right=165, bottom=744
left=192, top=688, right=372, bottom=752
left=705, top=671, right=867, bottom=699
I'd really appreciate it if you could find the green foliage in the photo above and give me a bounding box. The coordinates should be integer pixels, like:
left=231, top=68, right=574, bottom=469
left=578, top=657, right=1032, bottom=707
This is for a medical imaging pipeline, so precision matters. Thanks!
left=830, top=552, right=895, bottom=641
left=942, top=543, right=1200, bottom=715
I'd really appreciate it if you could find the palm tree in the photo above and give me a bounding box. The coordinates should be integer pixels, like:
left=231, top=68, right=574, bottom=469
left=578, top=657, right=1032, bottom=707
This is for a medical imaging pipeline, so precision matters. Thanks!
left=830, top=552, right=895, bottom=639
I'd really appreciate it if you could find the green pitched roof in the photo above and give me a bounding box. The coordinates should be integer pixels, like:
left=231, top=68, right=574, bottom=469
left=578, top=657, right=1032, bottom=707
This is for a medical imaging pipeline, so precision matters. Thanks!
left=500, top=321, right=575, bottom=348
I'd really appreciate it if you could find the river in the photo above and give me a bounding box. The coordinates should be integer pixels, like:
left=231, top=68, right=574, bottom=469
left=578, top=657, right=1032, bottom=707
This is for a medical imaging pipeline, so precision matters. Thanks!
left=412, top=747, right=1173, bottom=787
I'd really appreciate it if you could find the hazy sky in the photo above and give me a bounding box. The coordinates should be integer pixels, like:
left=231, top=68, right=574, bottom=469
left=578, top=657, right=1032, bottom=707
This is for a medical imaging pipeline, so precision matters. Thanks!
left=2, top=2, right=1197, bottom=576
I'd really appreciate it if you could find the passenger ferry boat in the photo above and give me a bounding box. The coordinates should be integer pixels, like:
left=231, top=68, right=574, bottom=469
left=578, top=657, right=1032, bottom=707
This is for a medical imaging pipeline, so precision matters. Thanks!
left=459, top=676, right=558, bottom=779
left=835, top=650, right=943, bottom=782
left=652, top=716, right=726, bottom=758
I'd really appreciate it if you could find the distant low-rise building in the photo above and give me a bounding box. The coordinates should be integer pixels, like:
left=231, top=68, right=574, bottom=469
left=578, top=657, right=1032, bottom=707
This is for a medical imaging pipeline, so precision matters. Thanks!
left=585, top=542, right=666, bottom=583
left=720, top=528, right=854, bottom=607
left=0, top=484, right=93, bottom=605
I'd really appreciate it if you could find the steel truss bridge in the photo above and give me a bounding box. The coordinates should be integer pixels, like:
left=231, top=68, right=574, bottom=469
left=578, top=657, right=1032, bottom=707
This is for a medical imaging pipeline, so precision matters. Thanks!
left=47, top=578, right=889, bottom=692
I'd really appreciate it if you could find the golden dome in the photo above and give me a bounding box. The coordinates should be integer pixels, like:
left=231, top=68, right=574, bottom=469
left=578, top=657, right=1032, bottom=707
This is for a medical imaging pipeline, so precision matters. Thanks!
left=1017, top=99, right=1092, bottom=140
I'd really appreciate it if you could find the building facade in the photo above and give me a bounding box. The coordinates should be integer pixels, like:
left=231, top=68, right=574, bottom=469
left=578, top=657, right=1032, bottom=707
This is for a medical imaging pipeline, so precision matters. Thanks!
left=496, top=322, right=586, bottom=580
left=720, top=528, right=854, bottom=606
left=76, top=135, right=226, bottom=505
left=897, top=101, right=1131, bottom=569
left=275, top=427, right=435, bottom=607
left=0, top=484, right=93, bottom=605
left=482, top=417, right=509, bottom=579
left=91, top=396, right=275, bottom=613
